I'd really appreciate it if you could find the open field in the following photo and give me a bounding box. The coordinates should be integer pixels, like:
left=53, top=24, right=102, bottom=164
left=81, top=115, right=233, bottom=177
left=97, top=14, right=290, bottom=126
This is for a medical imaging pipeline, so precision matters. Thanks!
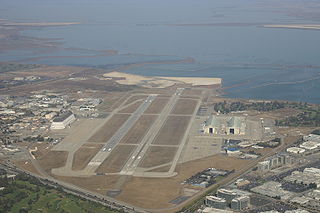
left=120, top=115, right=158, bottom=144
left=144, top=97, right=169, bottom=114
left=171, top=99, right=198, bottom=115
left=96, top=145, right=136, bottom=173
left=55, top=175, right=121, bottom=195
left=181, top=89, right=203, bottom=96
left=116, top=154, right=251, bottom=209
left=119, top=100, right=143, bottom=113
left=88, top=114, right=130, bottom=143
left=37, top=151, right=68, bottom=174
left=13, top=160, right=42, bottom=176
left=152, top=115, right=191, bottom=145
left=138, top=146, right=178, bottom=168
left=72, top=143, right=103, bottom=171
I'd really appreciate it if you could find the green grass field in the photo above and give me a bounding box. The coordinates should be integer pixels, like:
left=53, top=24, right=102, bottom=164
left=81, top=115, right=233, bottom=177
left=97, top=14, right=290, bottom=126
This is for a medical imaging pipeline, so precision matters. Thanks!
left=0, top=174, right=120, bottom=213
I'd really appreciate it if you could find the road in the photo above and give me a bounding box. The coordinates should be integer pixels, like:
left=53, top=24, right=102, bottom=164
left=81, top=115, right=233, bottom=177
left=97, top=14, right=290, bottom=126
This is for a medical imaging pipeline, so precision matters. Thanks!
left=120, top=88, right=184, bottom=176
left=85, top=95, right=157, bottom=173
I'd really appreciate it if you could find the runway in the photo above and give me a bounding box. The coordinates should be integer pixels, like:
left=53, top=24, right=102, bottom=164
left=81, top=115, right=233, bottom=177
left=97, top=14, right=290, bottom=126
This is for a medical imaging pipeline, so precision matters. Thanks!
left=120, top=88, right=184, bottom=175
left=84, top=95, right=157, bottom=173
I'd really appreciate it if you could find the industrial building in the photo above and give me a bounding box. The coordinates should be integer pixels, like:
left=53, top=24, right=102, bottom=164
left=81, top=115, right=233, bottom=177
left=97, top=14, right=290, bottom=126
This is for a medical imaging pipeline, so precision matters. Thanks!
left=287, top=147, right=306, bottom=154
left=257, top=153, right=293, bottom=171
left=303, top=134, right=320, bottom=143
left=203, top=115, right=246, bottom=135
left=230, top=195, right=250, bottom=211
left=226, top=117, right=244, bottom=135
left=284, top=167, right=320, bottom=187
left=50, top=111, right=75, bottom=130
left=217, top=189, right=237, bottom=202
left=299, top=141, right=320, bottom=150
left=203, top=115, right=221, bottom=134
left=251, top=181, right=293, bottom=200
left=205, top=196, right=227, bottom=209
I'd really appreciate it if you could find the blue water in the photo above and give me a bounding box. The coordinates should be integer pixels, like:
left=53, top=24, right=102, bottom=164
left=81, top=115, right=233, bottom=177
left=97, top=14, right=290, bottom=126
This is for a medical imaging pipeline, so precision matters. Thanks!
left=1, top=0, right=320, bottom=103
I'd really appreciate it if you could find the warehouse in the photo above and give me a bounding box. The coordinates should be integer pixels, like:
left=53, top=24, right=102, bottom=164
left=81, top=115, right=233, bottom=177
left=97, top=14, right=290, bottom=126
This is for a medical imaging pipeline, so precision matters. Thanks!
left=203, top=115, right=246, bottom=135
left=50, top=111, right=75, bottom=130
left=203, top=115, right=221, bottom=134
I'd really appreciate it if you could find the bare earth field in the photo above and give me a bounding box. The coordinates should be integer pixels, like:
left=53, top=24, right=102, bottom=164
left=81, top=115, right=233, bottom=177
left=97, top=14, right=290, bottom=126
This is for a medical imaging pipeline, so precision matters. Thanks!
left=55, top=175, right=121, bottom=195
left=171, top=99, right=198, bottom=115
left=182, top=89, right=203, bottom=96
left=14, top=160, right=42, bottom=176
left=87, top=114, right=130, bottom=143
left=119, top=115, right=158, bottom=144
left=72, top=143, right=103, bottom=171
left=138, top=146, right=178, bottom=168
left=144, top=97, right=169, bottom=114
left=153, top=115, right=191, bottom=145
left=116, top=154, right=251, bottom=209
left=96, top=145, right=136, bottom=173
left=118, top=100, right=143, bottom=113
left=37, top=151, right=68, bottom=174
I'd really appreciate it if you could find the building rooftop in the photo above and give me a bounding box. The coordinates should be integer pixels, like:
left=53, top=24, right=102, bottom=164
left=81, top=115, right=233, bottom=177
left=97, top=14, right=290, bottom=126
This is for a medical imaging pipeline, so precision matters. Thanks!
left=300, top=141, right=320, bottom=150
left=53, top=111, right=73, bottom=122
left=206, top=196, right=226, bottom=203
left=287, top=147, right=305, bottom=153
left=227, top=117, right=244, bottom=128
left=206, top=115, right=221, bottom=127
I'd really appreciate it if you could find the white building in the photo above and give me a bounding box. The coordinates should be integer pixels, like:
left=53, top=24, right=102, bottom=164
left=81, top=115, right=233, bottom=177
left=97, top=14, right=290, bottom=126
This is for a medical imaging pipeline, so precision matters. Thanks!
left=50, top=111, right=75, bottom=130
left=300, top=141, right=320, bottom=150
left=203, top=115, right=246, bottom=135
left=287, top=147, right=306, bottom=154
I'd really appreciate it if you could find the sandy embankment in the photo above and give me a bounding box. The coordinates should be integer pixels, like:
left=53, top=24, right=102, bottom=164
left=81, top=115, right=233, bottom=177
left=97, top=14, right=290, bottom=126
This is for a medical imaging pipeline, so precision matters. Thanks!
left=263, top=24, right=320, bottom=30
left=1, top=22, right=80, bottom=27
left=104, top=72, right=221, bottom=88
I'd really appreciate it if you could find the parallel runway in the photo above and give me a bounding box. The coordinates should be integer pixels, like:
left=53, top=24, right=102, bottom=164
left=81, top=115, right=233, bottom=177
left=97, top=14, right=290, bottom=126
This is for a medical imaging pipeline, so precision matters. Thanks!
left=120, top=88, right=185, bottom=175
left=84, top=95, right=157, bottom=172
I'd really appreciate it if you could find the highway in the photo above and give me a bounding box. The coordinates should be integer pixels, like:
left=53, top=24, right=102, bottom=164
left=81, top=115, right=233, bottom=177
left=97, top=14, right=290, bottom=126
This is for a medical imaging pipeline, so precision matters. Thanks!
left=120, top=88, right=184, bottom=175
left=85, top=95, right=157, bottom=172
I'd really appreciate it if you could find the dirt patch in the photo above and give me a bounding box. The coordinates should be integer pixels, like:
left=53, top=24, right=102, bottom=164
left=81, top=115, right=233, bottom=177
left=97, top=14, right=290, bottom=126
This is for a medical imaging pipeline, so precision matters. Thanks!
left=88, top=114, right=130, bottom=143
left=72, top=143, right=103, bottom=171
left=182, top=89, right=203, bottom=96
left=119, top=100, right=142, bottom=113
left=14, top=160, right=42, bottom=176
left=31, top=142, right=52, bottom=159
left=139, top=146, right=177, bottom=168
left=37, top=151, right=68, bottom=174
left=55, top=175, right=121, bottom=195
left=153, top=116, right=191, bottom=145
left=171, top=99, right=198, bottom=115
left=120, top=115, right=158, bottom=144
left=144, top=97, right=169, bottom=114
left=96, top=145, right=136, bottom=173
